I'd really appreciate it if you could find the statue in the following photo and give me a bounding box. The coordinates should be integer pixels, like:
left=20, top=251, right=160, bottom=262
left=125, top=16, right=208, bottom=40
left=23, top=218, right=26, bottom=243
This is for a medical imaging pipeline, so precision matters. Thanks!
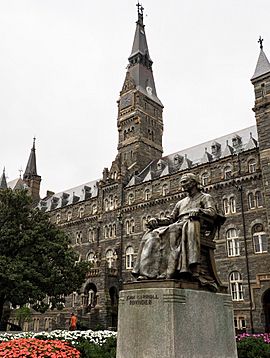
left=132, top=173, right=225, bottom=291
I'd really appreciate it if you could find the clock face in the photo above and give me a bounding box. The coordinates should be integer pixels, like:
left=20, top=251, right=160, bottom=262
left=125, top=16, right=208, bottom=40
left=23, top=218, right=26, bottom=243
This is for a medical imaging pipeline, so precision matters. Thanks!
left=120, top=93, right=132, bottom=109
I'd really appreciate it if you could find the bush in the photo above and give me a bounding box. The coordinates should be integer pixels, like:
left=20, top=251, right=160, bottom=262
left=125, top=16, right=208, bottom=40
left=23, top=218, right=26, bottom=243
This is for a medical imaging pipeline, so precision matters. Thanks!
left=237, top=337, right=270, bottom=358
left=75, top=336, right=116, bottom=358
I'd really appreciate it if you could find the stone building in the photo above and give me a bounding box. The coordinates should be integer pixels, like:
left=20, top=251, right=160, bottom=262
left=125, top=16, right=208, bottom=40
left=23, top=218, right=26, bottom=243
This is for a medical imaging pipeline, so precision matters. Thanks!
left=2, top=6, right=270, bottom=333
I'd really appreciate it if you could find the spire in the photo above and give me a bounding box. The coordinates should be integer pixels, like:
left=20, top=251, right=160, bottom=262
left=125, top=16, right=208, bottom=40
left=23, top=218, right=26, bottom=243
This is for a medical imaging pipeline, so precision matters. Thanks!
left=24, top=137, right=37, bottom=178
left=0, top=167, right=8, bottom=189
left=124, top=3, right=162, bottom=106
left=251, top=37, right=270, bottom=81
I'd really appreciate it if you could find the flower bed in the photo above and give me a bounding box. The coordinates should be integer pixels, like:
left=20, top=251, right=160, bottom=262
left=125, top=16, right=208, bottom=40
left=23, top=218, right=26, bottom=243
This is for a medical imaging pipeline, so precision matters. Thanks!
left=0, top=337, right=80, bottom=357
left=0, top=330, right=117, bottom=358
left=236, top=333, right=270, bottom=358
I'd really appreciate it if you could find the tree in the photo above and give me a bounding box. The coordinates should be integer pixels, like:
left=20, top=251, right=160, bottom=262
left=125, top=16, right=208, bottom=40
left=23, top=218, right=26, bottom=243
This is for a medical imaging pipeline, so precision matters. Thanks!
left=0, top=188, right=89, bottom=324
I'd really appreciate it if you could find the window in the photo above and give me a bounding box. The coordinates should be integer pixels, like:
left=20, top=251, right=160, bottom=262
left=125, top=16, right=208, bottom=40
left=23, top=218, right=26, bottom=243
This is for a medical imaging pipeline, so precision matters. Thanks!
left=255, top=191, right=263, bottom=207
left=229, top=197, right=236, bottom=213
left=201, top=173, right=209, bottom=186
left=128, top=193, right=134, bottom=205
left=33, top=318, right=40, bottom=332
left=87, top=252, right=95, bottom=264
left=88, top=228, right=95, bottom=242
left=229, top=271, right=243, bottom=301
left=106, top=249, right=115, bottom=268
left=104, top=225, right=109, bottom=239
left=67, top=211, right=72, bottom=221
left=223, top=198, right=229, bottom=215
left=226, top=229, right=240, bottom=257
left=162, top=183, right=169, bottom=196
left=126, top=246, right=134, bottom=269
left=78, top=206, right=84, bottom=218
left=248, top=159, right=256, bottom=173
left=92, top=203, right=97, bottom=214
left=253, top=224, right=267, bottom=253
left=126, top=219, right=135, bottom=234
left=144, top=188, right=151, bottom=200
left=56, top=214, right=61, bottom=224
left=109, top=195, right=114, bottom=210
left=234, top=316, right=246, bottom=331
left=75, top=231, right=82, bottom=245
left=248, top=193, right=255, bottom=209
left=104, top=199, right=109, bottom=212
left=44, top=317, right=51, bottom=331
left=224, top=166, right=232, bottom=180
left=114, top=196, right=118, bottom=208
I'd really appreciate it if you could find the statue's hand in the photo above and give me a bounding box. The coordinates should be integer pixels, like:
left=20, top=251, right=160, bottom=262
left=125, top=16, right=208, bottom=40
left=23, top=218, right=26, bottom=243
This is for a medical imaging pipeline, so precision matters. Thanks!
left=146, top=218, right=159, bottom=229
left=189, top=209, right=200, bottom=219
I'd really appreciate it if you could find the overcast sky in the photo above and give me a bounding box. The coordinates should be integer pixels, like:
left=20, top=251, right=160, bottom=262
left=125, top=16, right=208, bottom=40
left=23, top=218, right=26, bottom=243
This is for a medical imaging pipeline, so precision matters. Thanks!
left=1, top=0, right=269, bottom=197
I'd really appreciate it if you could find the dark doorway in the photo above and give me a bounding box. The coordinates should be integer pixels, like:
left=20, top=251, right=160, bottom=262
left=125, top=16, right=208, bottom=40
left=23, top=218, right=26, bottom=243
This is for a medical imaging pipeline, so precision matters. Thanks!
left=109, top=286, right=118, bottom=329
left=263, top=289, right=270, bottom=332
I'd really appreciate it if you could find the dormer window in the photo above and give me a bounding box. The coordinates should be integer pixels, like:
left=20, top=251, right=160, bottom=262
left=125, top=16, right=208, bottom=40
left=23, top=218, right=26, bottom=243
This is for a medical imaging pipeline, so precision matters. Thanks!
left=174, top=154, right=181, bottom=166
left=232, top=135, right=242, bottom=149
left=211, top=141, right=221, bottom=157
left=224, top=165, right=232, bottom=180
left=157, top=160, right=164, bottom=170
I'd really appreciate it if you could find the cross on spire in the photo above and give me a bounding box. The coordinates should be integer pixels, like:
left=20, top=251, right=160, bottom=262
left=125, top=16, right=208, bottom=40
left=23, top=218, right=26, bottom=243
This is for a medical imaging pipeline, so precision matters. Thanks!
left=136, top=2, right=144, bottom=16
left=258, top=36, right=264, bottom=50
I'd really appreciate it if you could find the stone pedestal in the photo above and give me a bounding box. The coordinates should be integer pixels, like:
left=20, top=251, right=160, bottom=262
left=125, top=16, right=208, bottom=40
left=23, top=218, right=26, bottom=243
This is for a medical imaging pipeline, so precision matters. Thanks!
left=116, top=281, right=237, bottom=358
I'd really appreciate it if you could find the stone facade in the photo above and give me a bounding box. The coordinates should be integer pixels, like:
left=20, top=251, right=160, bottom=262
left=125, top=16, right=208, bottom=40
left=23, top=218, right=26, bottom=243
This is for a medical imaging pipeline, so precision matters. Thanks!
left=5, top=8, right=270, bottom=333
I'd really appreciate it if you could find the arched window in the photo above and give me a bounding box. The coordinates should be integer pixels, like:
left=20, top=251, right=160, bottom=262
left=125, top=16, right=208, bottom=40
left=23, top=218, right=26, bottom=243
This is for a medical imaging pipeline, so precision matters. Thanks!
left=229, top=271, right=243, bottom=301
left=126, top=220, right=130, bottom=235
left=248, top=159, right=256, bottom=173
left=106, top=249, right=114, bottom=269
left=162, top=183, right=169, bottom=196
left=71, top=292, right=78, bottom=307
left=87, top=252, right=95, bottom=264
left=104, top=225, right=109, bottom=239
left=78, top=206, right=84, bottom=218
left=128, top=193, right=134, bottom=205
left=142, top=217, right=147, bottom=231
left=112, top=223, right=116, bottom=238
left=130, top=219, right=135, bottom=233
left=33, top=318, right=40, bottom=332
left=160, top=212, right=165, bottom=219
left=144, top=188, right=151, bottom=201
left=224, top=166, right=232, bottom=180
left=56, top=213, right=61, bottom=224
left=126, top=246, right=134, bottom=269
left=255, top=191, right=263, bottom=208
left=92, top=203, right=97, bottom=214
left=248, top=193, right=255, bottom=209
left=223, top=198, right=229, bottom=215
left=226, top=229, right=240, bottom=257
left=88, top=228, right=95, bottom=242
left=104, top=199, right=109, bottom=212
left=84, top=283, right=97, bottom=308
left=229, top=197, right=236, bottom=213
left=75, top=231, right=82, bottom=245
left=67, top=211, right=72, bottom=222
left=252, top=224, right=267, bottom=254
left=109, top=195, right=114, bottom=210
left=201, top=173, right=209, bottom=186
left=114, top=196, right=118, bottom=208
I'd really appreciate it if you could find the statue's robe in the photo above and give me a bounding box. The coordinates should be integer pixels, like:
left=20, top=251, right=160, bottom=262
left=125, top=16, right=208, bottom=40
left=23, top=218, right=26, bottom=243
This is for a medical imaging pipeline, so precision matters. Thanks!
left=132, top=192, right=218, bottom=279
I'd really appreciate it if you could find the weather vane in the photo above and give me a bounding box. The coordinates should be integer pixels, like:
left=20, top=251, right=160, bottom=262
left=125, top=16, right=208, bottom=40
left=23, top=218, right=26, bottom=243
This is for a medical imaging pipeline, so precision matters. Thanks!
left=258, top=36, right=264, bottom=50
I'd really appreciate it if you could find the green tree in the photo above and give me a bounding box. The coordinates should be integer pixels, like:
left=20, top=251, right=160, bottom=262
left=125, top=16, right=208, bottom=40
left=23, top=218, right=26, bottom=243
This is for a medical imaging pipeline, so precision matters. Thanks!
left=0, top=188, right=88, bottom=324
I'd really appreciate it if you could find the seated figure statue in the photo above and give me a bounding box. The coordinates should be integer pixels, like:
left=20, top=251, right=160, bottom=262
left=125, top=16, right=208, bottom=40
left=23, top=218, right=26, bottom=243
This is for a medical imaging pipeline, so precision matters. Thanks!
left=132, top=173, right=225, bottom=288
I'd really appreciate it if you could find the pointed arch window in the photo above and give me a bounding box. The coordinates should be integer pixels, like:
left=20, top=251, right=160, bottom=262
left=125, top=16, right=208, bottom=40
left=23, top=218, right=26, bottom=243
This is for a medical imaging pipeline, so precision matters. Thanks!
left=229, top=271, right=243, bottom=301
left=223, top=198, right=229, bottom=215
left=87, top=252, right=95, bottom=264
left=144, top=188, right=151, bottom=201
left=128, top=193, right=134, bottom=205
left=229, top=196, right=236, bottom=213
left=75, top=231, right=82, bottom=245
left=201, top=172, right=209, bottom=186
left=92, top=203, right=97, bottom=214
left=255, top=191, right=263, bottom=208
left=78, top=206, right=85, bottom=218
left=248, top=159, right=256, bottom=173
left=126, top=246, right=134, bottom=269
left=67, top=211, right=72, bottom=222
left=224, top=166, right=232, bottom=180
left=226, top=228, right=240, bottom=257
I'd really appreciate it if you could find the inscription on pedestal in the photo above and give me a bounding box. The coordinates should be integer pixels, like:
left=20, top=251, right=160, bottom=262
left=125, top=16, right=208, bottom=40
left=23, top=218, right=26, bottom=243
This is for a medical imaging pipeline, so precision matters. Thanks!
left=126, top=293, right=159, bottom=305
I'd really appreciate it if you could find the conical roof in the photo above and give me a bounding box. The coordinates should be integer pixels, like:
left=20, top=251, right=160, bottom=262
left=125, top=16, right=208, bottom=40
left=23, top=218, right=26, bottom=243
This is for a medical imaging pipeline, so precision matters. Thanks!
left=0, top=168, right=7, bottom=189
left=24, top=138, right=37, bottom=177
left=251, top=49, right=270, bottom=81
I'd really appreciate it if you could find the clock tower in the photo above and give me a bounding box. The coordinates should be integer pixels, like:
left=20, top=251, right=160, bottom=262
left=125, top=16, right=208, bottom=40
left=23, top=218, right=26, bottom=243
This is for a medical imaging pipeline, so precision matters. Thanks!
left=116, top=4, right=164, bottom=176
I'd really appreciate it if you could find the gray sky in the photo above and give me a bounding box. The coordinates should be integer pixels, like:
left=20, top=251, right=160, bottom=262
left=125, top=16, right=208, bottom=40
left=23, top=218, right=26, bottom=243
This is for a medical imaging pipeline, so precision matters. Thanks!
left=0, top=0, right=269, bottom=197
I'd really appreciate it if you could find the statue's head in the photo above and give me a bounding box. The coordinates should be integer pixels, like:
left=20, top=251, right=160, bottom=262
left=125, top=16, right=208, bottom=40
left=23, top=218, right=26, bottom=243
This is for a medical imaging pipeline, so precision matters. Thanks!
left=180, top=173, right=201, bottom=192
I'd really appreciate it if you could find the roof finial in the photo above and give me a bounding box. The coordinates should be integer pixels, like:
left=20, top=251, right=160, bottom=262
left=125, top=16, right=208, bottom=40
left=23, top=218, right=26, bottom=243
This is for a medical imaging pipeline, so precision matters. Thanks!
left=19, top=167, right=23, bottom=178
left=258, top=36, right=264, bottom=50
left=33, top=136, right=36, bottom=149
left=136, top=2, right=144, bottom=23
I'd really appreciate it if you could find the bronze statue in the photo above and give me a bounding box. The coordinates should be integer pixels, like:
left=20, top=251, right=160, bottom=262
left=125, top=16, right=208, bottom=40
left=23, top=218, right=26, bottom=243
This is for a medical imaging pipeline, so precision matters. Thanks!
left=132, top=173, right=225, bottom=291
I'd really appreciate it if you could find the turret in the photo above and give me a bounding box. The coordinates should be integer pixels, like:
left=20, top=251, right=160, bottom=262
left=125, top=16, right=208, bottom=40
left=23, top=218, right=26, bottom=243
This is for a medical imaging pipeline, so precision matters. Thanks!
left=23, top=138, right=41, bottom=203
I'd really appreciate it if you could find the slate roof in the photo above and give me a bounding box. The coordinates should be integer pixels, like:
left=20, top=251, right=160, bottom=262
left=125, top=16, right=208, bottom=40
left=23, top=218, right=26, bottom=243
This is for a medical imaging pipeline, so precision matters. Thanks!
left=8, top=178, right=29, bottom=190
left=127, top=125, right=258, bottom=186
left=251, top=49, right=270, bottom=81
left=24, top=139, right=38, bottom=177
left=38, top=179, right=99, bottom=212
